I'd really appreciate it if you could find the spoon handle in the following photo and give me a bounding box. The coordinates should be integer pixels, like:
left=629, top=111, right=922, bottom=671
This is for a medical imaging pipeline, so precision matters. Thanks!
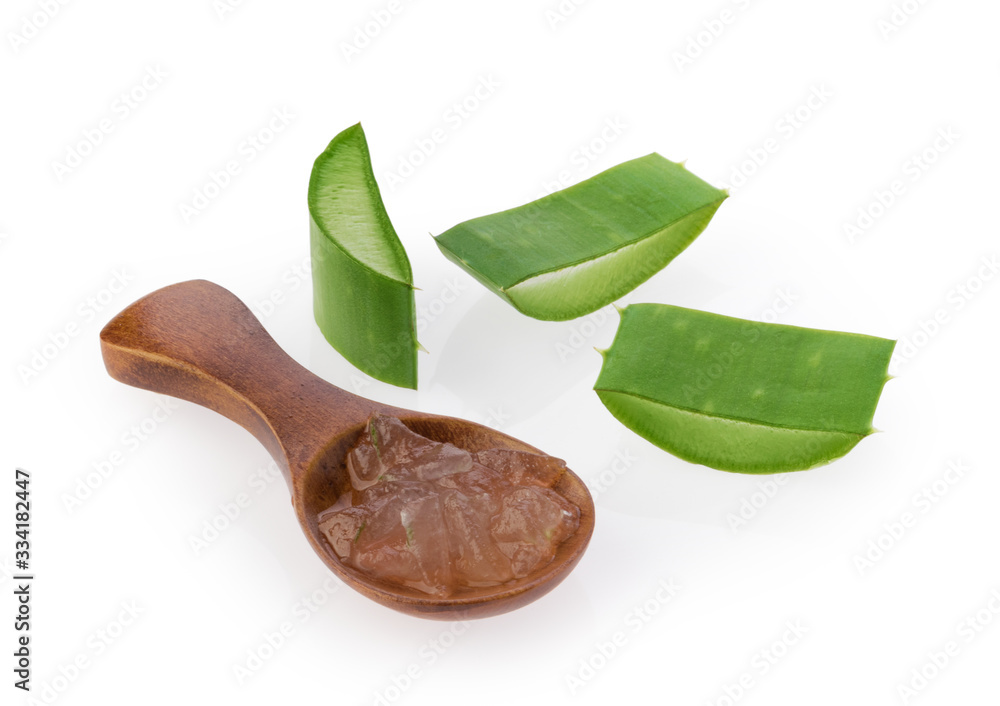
left=99, top=279, right=381, bottom=479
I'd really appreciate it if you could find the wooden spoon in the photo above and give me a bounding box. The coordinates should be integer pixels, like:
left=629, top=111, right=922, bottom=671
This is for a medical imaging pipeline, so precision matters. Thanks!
left=99, top=280, right=595, bottom=620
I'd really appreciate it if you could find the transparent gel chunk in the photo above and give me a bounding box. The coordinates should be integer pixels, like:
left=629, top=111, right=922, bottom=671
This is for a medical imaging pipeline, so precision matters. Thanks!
left=347, top=414, right=472, bottom=489
left=319, top=413, right=580, bottom=596
left=442, top=491, right=514, bottom=586
left=318, top=505, right=367, bottom=559
left=474, top=448, right=566, bottom=488
left=491, top=487, right=581, bottom=578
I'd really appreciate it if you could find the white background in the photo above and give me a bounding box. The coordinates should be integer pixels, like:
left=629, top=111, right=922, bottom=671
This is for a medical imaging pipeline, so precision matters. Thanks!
left=2, top=0, right=999, bottom=704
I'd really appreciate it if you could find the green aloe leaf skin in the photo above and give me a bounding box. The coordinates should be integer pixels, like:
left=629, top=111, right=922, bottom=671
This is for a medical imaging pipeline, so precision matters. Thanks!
left=308, top=123, right=418, bottom=389
left=434, top=154, right=727, bottom=321
left=594, top=304, right=896, bottom=473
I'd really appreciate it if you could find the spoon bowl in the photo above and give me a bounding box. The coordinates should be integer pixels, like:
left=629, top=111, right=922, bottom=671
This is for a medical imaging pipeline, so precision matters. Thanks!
left=99, top=280, right=595, bottom=620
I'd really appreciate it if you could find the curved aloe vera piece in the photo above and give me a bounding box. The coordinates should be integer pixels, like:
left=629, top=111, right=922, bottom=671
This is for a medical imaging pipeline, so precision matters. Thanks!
left=594, top=304, right=895, bottom=473
left=309, top=123, right=418, bottom=389
left=434, top=154, right=727, bottom=321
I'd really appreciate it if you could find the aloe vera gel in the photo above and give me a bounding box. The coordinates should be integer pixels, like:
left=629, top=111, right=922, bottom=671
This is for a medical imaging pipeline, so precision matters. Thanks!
left=317, top=414, right=581, bottom=596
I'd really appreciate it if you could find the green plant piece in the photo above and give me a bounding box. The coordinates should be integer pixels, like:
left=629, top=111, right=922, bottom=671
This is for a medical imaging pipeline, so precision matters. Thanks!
left=434, top=154, right=727, bottom=321
left=594, top=304, right=895, bottom=473
left=370, top=423, right=381, bottom=459
left=308, top=123, right=418, bottom=388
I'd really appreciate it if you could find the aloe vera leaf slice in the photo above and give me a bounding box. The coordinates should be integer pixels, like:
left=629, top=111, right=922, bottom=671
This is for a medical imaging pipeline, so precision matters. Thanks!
left=308, top=123, right=418, bottom=389
left=434, top=154, right=727, bottom=321
left=594, top=304, right=896, bottom=473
